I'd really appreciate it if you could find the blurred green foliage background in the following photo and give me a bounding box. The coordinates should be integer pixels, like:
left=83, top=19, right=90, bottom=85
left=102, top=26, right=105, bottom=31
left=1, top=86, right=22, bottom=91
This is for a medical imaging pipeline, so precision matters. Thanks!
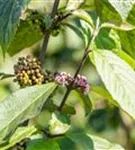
left=0, top=0, right=135, bottom=149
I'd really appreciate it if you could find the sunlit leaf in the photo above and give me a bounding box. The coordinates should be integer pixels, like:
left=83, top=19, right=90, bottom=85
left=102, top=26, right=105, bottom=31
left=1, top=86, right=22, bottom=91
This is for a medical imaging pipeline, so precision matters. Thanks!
left=92, top=50, right=135, bottom=120
left=108, top=0, right=135, bottom=20
left=0, top=83, right=56, bottom=143
left=0, top=126, right=37, bottom=150
left=72, top=9, right=94, bottom=27
left=101, top=22, right=135, bottom=31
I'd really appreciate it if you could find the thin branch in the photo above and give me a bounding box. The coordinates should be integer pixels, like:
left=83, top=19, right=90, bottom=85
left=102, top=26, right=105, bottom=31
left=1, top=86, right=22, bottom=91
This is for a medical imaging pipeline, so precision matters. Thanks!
left=39, top=31, right=50, bottom=65
left=58, top=19, right=100, bottom=111
left=39, top=0, right=60, bottom=64
left=58, top=50, right=91, bottom=111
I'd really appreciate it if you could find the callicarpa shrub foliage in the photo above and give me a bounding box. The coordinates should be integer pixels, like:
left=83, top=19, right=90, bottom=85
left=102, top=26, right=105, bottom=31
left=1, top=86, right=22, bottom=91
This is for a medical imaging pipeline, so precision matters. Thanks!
left=1, top=0, right=135, bottom=149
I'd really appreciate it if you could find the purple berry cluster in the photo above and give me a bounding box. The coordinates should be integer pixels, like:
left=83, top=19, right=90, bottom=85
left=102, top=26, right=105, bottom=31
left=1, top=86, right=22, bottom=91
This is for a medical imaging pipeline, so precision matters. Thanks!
left=54, top=72, right=73, bottom=86
left=55, top=72, right=90, bottom=94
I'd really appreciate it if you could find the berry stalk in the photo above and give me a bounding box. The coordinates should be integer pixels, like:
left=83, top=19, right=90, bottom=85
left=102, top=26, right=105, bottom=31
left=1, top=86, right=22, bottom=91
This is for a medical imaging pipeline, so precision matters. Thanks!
left=57, top=18, right=100, bottom=111
left=58, top=50, right=91, bottom=111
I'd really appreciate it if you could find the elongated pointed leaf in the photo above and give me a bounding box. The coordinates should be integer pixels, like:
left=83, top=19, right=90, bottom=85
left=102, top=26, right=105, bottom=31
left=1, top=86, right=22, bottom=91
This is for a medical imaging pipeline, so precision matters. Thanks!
left=0, top=0, right=31, bottom=56
left=88, top=134, right=124, bottom=150
left=92, top=50, right=135, bottom=120
left=0, top=126, right=37, bottom=150
left=101, top=22, right=135, bottom=31
left=0, top=83, right=56, bottom=142
left=66, top=131, right=124, bottom=150
left=72, top=9, right=94, bottom=27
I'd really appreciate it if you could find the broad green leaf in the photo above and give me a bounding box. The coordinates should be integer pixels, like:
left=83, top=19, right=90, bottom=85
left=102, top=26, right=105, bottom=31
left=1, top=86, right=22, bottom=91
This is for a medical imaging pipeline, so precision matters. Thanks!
left=0, top=126, right=37, bottom=150
left=7, top=20, right=43, bottom=56
left=72, top=9, right=94, bottom=27
left=0, top=0, right=31, bottom=56
left=26, top=139, right=60, bottom=150
left=73, top=90, right=93, bottom=116
left=92, top=50, right=135, bottom=120
left=0, top=83, right=56, bottom=142
left=118, top=30, right=135, bottom=59
left=67, top=131, right=124, bottom=150
left=95, top=0, right=122, bottom=23
left=66, top=0, right=85, bottom=11
left=95, top=28, right=116, bottom=50
left=108, top=0, right=135, bottom=21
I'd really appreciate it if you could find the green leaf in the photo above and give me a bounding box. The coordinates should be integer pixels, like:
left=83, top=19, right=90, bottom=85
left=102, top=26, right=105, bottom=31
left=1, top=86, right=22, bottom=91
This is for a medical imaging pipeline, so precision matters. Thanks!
left=64, top=22, right=89, bottom=48
left=101, top=22, right=135, bottom=31
left=87, top=134, right=124, bottom=150
left=95, top=0, right=122, bottom=23
left=72, top=9, right=94, bottom=27
left=62, top=104, right=76, bottom=115
left=73, top=90, right=93, bottom=116
left=113, top=49, right=135, bottom=69
left=49, top=113, right=70, bottom=135
left=67, top=131, right=93, bottom=150
left=0, top=83, right=56, bottom=143
left=91, top=86, right=114, bottom=103
left=26, top=139, right=60, bottom=150
left=127, top=5, right=135, bottom=26
left=64, top=23, right=85, bottom=42
left=92, top=50, right=135, bottom=120
left=7, top=20, right=43, bottom=56
left=118, top=30, right=135, bottom=59
left=79, top=19, right=91, bottom=47
left=80, top=0, right=95, bottom=11
left=66, top=131, right=124, bottom=150
left=56, top=137, right=76, bottom=150
left=0, top=126, right=37, bottom=150
left=0, top=0, right=31, bottom=56
left=95, top=28, right=116, bottom=50
left=108, top=0, right=135, bottom=21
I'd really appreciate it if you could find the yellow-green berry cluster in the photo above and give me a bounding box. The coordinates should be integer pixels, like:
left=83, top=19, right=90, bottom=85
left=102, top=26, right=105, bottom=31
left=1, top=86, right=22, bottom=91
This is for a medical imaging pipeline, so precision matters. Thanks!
left=14, top=56, right=45, bottom=87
